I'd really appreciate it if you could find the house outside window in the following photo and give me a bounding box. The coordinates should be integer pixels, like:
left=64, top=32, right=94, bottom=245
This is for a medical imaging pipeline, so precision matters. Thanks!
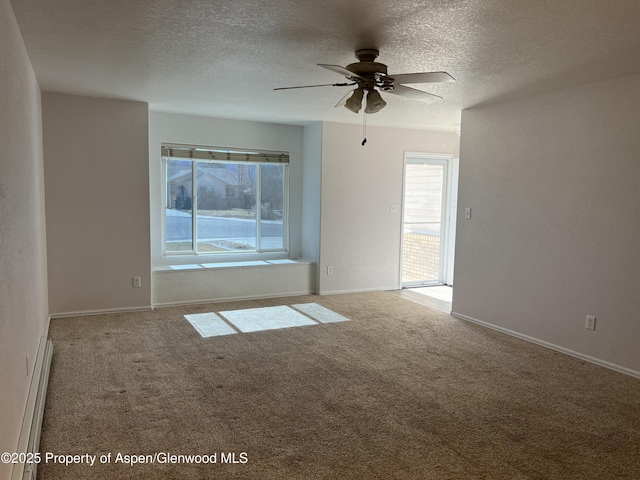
left=162, top=144, right=289, bottom=257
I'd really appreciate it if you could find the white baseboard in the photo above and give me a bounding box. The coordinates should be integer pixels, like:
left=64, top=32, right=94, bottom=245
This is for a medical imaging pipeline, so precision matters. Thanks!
left=451, top=311, right=640, bottom=380
left=318, top=286, right=400, bottom=296
left=12, top=337, right=53, bottom=480
left=152, top=290, right=316, bottom=308
left=50, top=305, right=152, bottom=319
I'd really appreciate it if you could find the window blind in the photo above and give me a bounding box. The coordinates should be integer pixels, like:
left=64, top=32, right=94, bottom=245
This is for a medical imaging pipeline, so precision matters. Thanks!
left=161, top=143, right=289, bottom=164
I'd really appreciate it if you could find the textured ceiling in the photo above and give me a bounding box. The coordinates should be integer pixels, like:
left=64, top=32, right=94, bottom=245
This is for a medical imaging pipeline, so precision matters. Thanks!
left=10, top=0, right=640, bottom=131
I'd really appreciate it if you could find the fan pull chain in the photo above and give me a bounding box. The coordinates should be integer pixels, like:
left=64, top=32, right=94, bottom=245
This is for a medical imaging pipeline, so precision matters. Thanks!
left=361, top=111, right=367, bottom=146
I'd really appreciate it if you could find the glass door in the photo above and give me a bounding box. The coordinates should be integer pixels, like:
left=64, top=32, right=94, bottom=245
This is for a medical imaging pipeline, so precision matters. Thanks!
left=401, top=156, right=449, bottom=286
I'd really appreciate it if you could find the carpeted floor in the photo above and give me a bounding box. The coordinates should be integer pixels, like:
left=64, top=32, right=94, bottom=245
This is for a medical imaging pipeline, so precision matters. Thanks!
left=37, top=292, right=640, bottom=479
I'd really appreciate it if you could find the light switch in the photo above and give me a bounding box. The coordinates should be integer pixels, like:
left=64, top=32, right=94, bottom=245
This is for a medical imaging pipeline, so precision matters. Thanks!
left=465, top=207, right=472, bottom=219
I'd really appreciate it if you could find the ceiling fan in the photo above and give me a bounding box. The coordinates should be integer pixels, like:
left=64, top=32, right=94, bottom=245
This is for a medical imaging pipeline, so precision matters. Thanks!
left=274, top=49, right=455, bottom=114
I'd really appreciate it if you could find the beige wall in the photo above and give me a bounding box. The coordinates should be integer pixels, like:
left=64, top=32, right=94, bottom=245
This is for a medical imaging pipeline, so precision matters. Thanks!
left=454, top=74, right=640, bottom=375
left=43, top=93, right=151, bottom=315
left=319, top=122, right=460, bottom=294
left=0, top=0, right=49, bottom=475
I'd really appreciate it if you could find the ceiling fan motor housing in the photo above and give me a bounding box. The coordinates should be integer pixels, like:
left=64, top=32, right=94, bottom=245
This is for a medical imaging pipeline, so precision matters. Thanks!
left=346, top=61, right=388, bottom=77
left=346, top=49, right=395, bottom=91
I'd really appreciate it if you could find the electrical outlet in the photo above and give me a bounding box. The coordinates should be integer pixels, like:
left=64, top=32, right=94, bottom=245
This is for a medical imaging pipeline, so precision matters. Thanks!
left=586, top=315, right=596, bottom=330
left=390, top=204, right=398, bottom=214
left=132, top=277, right=142, bottom=288
left=327, top=266, right=334, bottom=276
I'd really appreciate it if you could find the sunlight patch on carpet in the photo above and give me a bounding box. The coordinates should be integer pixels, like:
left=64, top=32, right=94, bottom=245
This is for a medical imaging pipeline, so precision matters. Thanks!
left=219, top=305, right=318, bottom=333
left=184, top=312, right=238, bottom=338
left=185, top=304, right=351, bottom=337
left=292, top=303, right=350, bottom=323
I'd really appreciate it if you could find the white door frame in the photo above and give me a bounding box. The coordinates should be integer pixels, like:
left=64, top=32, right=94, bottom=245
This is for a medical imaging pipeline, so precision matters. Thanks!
left=400, top=152, right=455, bottom=287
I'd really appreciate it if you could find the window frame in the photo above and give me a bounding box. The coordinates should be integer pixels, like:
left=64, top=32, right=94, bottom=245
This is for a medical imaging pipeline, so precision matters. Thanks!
left=160, top=143, right=290, bottom=263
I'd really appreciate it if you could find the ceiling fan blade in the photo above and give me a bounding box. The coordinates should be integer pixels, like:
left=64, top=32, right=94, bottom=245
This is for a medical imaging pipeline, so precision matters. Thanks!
left=388, top=84, right=442, bottom=103
left=388, top=72, right=455, bottom=84
left=274, top=82, right=355, bottom=91
left=318, top=64, right=365, bottom=80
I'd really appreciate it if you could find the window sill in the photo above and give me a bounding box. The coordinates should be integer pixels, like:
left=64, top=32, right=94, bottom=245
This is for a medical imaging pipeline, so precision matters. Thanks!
left=152, top=258, right=312, bottom=274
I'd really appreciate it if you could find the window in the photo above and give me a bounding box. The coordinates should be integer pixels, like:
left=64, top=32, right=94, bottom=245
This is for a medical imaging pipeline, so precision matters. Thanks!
left=162, top=144, right=288, bottom=257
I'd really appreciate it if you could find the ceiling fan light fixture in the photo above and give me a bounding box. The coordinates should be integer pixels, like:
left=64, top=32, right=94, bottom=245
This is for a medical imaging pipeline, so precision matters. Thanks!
left=344, top=88, right=364, bottom=113
left=364, top=89, right=386, bottom=114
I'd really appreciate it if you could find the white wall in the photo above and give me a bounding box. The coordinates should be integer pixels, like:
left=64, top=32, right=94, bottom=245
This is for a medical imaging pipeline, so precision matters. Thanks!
left=453, top=74, right=640, bottom=375
left=42, top=93, right=151, bottom=316
left=302, top=123, right=322, bottom=265
left=319, top=122, right=460, bottom=294
left=153, top=262, right=316, bottom=306
left=0, top=0, right=49, bottom=476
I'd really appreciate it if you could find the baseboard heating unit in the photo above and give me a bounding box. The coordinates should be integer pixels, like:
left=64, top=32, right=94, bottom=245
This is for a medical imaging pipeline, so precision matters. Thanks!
left=12, top=337, right=53, bottom=480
